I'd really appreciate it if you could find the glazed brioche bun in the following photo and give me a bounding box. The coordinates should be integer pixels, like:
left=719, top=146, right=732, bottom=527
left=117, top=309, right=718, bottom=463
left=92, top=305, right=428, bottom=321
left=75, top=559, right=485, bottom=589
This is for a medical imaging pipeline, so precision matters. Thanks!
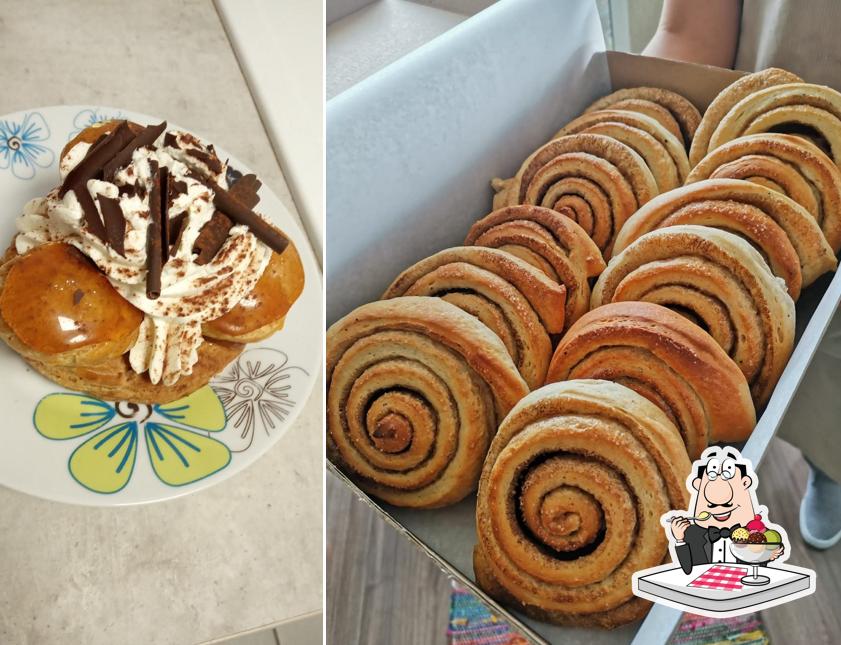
left=203, top=242, right=305, bottom=343
left=0, top=243, right=143, bottom=368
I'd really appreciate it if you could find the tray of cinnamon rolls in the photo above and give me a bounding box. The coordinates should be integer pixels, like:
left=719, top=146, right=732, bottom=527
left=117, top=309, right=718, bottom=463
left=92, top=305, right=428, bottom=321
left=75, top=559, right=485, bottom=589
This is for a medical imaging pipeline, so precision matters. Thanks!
left=326, top=26, right=841, bottom=641
left=0, top=106, right=321, bottom=506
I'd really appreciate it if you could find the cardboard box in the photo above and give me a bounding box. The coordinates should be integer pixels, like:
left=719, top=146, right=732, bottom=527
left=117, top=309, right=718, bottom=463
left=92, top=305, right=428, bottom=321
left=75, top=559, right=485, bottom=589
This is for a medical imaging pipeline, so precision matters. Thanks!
left=326, top=1, right=841, bottom=641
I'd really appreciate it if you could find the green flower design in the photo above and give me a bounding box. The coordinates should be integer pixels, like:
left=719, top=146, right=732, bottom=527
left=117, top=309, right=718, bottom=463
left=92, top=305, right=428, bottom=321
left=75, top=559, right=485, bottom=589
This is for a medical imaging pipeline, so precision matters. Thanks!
left=33, top=386, right=231, bottom=494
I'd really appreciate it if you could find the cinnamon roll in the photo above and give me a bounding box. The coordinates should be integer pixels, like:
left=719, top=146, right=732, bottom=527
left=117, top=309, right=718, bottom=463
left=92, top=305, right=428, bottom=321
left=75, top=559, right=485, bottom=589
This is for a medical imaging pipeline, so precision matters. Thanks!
left=613, top=178, right=836, bottom=296
left=707, top=83, right=841, bottom=166
left=382, top=247, right=566, bottom=388
left=690, top=68, right=803, bottom=166
left=583, top=87, right=702, bottom=149
left=555, top=109, right=690, bottom=191
left=492, top=134, right=657, bottom=257
left=593, top=226, right=795, bottom=408
left=546, top=301, right=756, bottom=458
left=686, top=133, right=841, bottom=253
left=326, top=296, right=529, bottom=508
left=464, top=205, right=604, bottom=328
left=474, top=379, right=691, bottom=628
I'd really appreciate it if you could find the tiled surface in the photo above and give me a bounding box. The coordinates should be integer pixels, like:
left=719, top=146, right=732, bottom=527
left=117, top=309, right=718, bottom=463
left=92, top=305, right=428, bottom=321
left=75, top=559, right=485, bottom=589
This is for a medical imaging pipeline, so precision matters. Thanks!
left=0, top=2, right=322, bottom=644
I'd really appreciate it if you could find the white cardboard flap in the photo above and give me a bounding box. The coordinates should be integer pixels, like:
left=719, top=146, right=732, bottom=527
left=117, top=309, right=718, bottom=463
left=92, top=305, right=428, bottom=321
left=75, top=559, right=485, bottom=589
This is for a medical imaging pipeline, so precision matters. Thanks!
left=326, top=0, right=609, bottom=323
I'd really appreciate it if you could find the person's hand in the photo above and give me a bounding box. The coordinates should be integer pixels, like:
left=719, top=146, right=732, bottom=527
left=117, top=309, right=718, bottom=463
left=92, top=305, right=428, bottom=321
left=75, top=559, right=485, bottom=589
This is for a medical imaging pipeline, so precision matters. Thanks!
left=671, top=516, right=690, bottom=541
left=769, top=544, right=785, bottom=561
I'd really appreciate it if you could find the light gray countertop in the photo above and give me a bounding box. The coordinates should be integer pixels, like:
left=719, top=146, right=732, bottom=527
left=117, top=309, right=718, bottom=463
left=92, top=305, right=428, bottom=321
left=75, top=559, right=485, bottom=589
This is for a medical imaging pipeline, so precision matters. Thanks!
left=0, top=1, right=323, bottom=644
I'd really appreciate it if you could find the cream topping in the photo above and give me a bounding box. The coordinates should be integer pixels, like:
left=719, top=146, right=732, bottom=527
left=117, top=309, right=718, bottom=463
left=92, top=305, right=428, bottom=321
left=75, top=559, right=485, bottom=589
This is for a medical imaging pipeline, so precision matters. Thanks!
left=15, top=127, right=270, bottom=385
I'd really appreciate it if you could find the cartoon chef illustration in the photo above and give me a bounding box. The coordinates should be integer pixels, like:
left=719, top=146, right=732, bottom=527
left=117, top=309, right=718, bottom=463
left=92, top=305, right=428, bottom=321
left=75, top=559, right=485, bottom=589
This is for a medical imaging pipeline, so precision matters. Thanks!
left=669, top=447, right=785, bottom=574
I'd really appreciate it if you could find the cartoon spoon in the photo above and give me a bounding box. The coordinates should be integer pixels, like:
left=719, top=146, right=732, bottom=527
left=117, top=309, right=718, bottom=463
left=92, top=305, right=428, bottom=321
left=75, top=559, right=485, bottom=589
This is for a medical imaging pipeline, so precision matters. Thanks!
left=686, top=511, right=711, bottom=521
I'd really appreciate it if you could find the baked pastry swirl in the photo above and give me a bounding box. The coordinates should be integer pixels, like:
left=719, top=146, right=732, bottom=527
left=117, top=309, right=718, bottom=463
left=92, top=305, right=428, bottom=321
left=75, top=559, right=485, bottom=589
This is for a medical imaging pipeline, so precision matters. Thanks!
left=326, top=297, right=529, bottom=508
left=473, top=379, right=691, bottom=628
left=2, top=119, right=303, bottom=403
left=592, top=226, right=795, bottom=408
left=492, top=134, right=657, bottom=257
left=690, top=68, right=803, bottom=166
left=382, top=247, right=566, bottom=388
left=582, top=87, right=702, bottom=149
left=686, top=133, right=841, bottom=253
left=546, top=301, right=756, bottom=458
left=705, top=83, right=841, bottom=166
left=613, top=178, right=836, bottom=298
left=464, top=205, right=605, bottom=328
left=555, top=109, right=690, bottom=191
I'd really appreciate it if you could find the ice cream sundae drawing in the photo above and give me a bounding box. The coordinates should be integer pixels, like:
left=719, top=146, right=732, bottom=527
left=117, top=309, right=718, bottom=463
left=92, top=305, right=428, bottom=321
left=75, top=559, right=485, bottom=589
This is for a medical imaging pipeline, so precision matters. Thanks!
left=632, top=447, right=816, bottom=618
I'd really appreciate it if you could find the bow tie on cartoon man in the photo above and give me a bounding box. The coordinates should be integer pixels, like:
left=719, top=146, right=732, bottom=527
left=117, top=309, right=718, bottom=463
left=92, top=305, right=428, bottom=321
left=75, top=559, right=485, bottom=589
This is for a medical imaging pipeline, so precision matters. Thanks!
left=671, top=451, right=784, bottom=574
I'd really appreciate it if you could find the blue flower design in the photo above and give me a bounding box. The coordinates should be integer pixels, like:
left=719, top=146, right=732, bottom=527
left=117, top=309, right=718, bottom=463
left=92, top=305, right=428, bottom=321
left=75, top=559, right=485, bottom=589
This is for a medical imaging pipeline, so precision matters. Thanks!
left=69, top=108, right=125, bottom=140
left=0, top=112, right=54, bottom=180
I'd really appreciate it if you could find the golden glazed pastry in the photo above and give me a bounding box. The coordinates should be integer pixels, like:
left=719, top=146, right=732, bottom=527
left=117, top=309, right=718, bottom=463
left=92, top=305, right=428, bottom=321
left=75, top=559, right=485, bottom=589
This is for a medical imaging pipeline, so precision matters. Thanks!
left=473, top=379, right=691, bottom=628
left=592, top=226, right=796, bottom=408
left=613, top=178, right=836, bottom=297
left=546, top=301, right=756, bottom=458
left=3, top=119, right=302, bottom=403
left=492, top=134, right=658, bottom=257
left=203, top=243, right=305, bottom=343
left=326, top=297, right=529, bottom=508
left=555, top=109, right=690, bottom=191
left=686, top=133, right=841, bottom=253
left=463, top=205, right=604, bottom=329
left=706, top=83, right=841, bottom=166
left=690, top=68, right=803, bottom=166
left=583, top=86, right=702, bottom=149
left=382, top=247, right=565, bottom=389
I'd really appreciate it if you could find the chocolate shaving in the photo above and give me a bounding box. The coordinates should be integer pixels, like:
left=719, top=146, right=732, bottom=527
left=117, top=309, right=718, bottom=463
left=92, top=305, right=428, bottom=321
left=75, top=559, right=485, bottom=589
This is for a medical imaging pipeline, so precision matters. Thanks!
left=190, top=174, right=265, bottom=264
left=146, top=168, right=164, bottom=299
left=76, top=188, right=107, bottom=241
left=98, top=195, right=127, bottom=256
left=186, top=148, right=223, bottom=175
left=160, top=168, right=170, bottom=263
left=168, top=212, right=188, bottom=252
left=168, top=179, right=188, bottom=207
left=190, top=172, right=288, bottom=255
left=59, top=121, right=133, bottom=197
left=103, top=121, right=167, bottom=181
left=163, top=132, right=179, bottom=148
left=230, top=173, right=262, bottom=209
left=193, top=212, right=234, bottom=265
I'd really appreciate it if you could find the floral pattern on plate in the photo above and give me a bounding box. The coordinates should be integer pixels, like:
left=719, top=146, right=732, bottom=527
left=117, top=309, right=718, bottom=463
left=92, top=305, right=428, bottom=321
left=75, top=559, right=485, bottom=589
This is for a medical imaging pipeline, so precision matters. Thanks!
left=0, top=112, right=54, bottom=180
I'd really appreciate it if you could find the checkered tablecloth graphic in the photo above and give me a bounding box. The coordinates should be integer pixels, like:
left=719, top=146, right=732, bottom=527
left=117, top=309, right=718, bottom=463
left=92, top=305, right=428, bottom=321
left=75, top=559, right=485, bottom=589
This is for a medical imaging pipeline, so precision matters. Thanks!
left=688, top=565, right=747, bottom=591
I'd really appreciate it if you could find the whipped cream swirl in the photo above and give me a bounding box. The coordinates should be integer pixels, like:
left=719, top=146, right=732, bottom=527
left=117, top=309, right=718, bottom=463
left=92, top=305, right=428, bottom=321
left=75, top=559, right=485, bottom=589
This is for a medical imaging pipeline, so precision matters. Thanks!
left=16, top=128, right=271, bottom=385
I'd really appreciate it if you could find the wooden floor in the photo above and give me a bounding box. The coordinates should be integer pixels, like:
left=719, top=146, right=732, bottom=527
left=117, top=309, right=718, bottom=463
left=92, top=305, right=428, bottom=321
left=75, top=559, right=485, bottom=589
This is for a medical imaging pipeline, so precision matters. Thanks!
left=327, top=438, right=841, bottom=644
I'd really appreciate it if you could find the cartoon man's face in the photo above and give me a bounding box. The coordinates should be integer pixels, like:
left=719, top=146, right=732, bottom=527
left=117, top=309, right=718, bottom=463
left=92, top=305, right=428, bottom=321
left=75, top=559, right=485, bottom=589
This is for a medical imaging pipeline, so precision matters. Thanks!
left=691, top=455, right=756, bottom=528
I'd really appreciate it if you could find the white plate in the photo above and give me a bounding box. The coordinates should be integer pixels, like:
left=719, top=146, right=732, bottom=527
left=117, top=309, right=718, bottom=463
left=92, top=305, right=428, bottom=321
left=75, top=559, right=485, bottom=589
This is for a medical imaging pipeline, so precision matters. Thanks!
left=0, top=105, right=322, bottom=506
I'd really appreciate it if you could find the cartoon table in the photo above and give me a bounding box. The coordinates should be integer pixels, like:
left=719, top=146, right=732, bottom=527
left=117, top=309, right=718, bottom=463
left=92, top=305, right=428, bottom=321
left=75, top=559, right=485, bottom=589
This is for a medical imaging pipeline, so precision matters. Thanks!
left=635, top=563, right=813, bottom=614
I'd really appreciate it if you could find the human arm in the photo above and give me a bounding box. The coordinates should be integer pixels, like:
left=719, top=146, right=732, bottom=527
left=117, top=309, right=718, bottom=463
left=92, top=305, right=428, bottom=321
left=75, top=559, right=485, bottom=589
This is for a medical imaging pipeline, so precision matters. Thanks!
left=643, top=0, right=742, bottom=69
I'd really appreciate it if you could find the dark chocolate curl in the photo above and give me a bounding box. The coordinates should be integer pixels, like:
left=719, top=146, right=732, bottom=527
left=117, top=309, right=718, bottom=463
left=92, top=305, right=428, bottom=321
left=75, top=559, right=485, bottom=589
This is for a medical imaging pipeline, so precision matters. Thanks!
left=59, top=121, right=133, bottom=196
left=229, top=173, right=262, bottom=209
left=103, top=121, right=168, bottom=181
left=160, top=168, right=170, bottom=263
left=76, top=187, right=107, bottom=242
left=98, top=195, right=126, bottom=256
left=190, top=173, right=288, bottom=255
left=146, top=169, right=164, bottom=299
left=193, top=212, right=234, bottom=265
left=168, top=212, right=187, bottom=253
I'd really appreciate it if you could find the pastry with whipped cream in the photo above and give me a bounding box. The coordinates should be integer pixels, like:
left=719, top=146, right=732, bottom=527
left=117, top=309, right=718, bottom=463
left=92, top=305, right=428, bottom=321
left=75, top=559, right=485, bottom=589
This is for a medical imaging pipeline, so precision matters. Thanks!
left=0, top=119, right=304, bottom=403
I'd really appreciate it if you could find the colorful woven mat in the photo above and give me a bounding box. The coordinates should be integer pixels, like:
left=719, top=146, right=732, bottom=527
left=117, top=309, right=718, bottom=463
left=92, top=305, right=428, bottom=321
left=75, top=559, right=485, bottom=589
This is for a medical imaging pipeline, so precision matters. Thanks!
left=447, top=583, right=769, bottom=644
